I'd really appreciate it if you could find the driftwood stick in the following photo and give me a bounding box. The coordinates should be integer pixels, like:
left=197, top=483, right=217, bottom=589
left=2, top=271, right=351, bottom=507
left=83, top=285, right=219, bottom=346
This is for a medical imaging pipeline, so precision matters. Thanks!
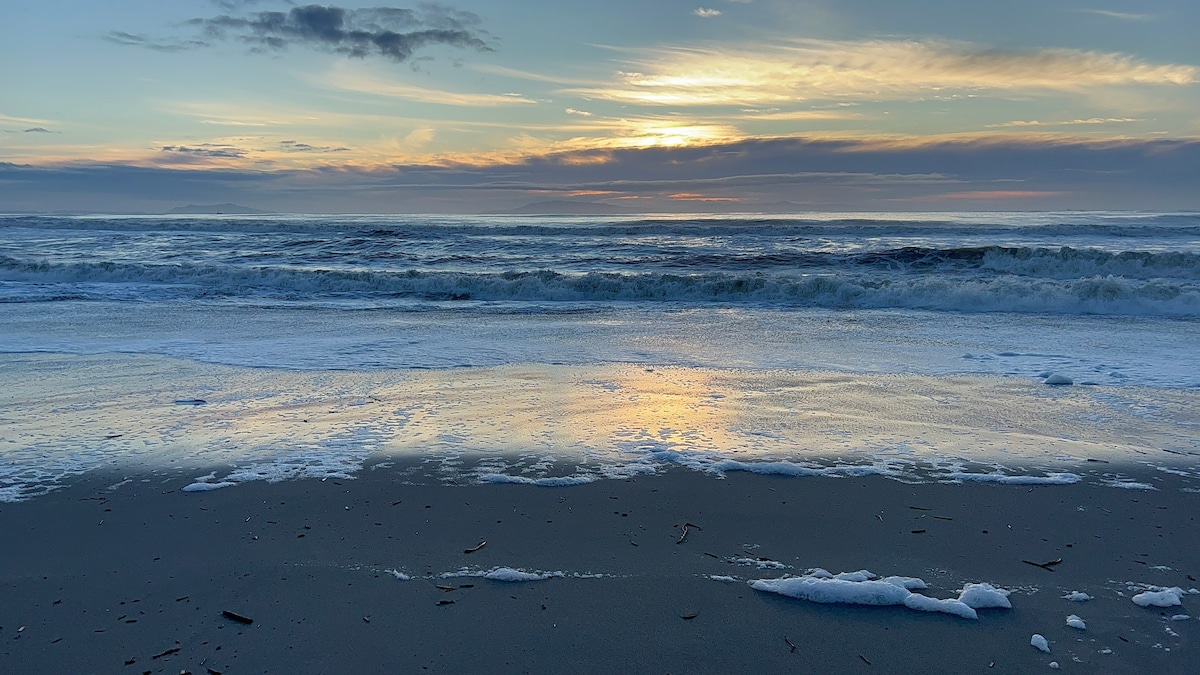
left=221, top=610, right=253, bottom=625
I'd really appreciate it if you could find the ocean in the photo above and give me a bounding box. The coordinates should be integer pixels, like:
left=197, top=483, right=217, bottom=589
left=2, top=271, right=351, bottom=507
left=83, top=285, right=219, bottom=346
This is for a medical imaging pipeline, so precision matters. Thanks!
left=3, top=211, right=1199, bottom=500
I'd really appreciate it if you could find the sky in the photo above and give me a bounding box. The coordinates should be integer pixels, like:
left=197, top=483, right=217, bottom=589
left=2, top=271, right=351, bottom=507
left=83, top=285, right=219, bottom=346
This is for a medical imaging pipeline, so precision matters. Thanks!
left=2, top=0, right=1198, bottom=213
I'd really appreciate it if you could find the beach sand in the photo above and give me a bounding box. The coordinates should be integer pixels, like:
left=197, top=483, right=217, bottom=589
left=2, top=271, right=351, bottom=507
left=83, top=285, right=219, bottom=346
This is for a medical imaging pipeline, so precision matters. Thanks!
left=2, top=463, right=1197, bottom=674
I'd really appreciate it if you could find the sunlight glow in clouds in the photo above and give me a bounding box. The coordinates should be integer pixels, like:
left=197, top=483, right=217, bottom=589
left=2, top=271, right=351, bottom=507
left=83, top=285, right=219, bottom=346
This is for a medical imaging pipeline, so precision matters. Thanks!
left=5, top=0, right=1200, bottom=210
left=570, top=39, right=1198, bottom=105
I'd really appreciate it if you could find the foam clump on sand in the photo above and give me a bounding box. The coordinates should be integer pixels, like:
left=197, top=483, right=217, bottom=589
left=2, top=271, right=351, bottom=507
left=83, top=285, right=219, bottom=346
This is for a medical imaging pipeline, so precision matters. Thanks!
left=477, top=473, right=597, bottom=487
left=949, top=471, right=1081, bottom=485
left=181, top=481, right=237, bottom=492
left=386, top=569, right=411, bottom=580
left=443, top=566, right=565, bottom=582
left=710, top=575, right=737, bottom=583
left=484, top=567, right=562, bottom=582
left=883, top=576, right=928, bottom=591
left=1066, top=614, right=1086, bottom=630
left=902, top=593, right=979, bottom=619
left=957, top=583, right=1013, bottom=609
left=749, top=570, right=1012, bottom=620
left=1132, top=586, right=1185, bottom=608
left=1031, top=634, right=1051, bottom=653
left=1063, top=591, right=1092, bottom=602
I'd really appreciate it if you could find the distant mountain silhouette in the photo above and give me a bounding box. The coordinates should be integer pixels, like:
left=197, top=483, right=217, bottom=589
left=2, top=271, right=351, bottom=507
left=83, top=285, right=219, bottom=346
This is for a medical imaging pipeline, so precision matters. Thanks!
left=495, top=200, right=637, bottom=215
left=166, top=203, right=268, bottom=215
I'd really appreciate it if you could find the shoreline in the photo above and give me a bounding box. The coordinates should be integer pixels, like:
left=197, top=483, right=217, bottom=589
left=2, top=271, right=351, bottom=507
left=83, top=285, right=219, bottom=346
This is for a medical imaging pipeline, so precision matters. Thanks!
left=5, top=351, right=1200, bottom=504
left=3, top=464, right=1198, bottom=673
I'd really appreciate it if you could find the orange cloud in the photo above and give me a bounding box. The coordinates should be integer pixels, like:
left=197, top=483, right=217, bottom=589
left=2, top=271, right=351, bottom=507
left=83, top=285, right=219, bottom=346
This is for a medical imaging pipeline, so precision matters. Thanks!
left=669, top=192, right=741, bottom=201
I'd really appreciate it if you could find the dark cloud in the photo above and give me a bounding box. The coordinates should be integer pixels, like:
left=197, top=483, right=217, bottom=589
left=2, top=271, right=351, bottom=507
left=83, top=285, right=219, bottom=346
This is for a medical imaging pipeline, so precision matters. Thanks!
left=23, top=127, right=55, bottom=134
left=161, top=144, right=247, bottom=158
left=279, top=140, right=350, bottom=153
left=108, top=4, right=491, bottom=63
left=442, top=171, right=960, bottom=195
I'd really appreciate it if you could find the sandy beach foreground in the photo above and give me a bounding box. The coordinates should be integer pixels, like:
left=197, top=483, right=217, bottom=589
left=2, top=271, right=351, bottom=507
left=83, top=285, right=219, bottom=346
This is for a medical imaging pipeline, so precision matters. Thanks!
left=2, top=464, right=1197, bottom=674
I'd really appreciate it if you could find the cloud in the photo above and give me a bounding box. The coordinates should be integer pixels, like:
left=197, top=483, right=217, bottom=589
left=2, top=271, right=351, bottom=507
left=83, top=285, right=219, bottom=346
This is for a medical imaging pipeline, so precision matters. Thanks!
left=111, top=4, right=491, bottom=63
left=474, top=170, right=957, bottom=195
left=1080, top=9, right=1153, bottom=21
left=987, top=117, right=1141, bottom=128
left=317, top=64, right=535, bottom=105
left=669, top=192, right=739, bottom=201
left=279, top=140, right=349, bottom=153
left=933, top=190, right=1071, bottom=200
left=102, top=31, right=209, bottom=52
left=566, top=39, right=1198, bottom=106
left=160, top=144, right=247, bottom=158
left=565, top=108, right=593, bottom=116
left=693, top=8, right=722, bottom=18
left=23, top=127, right=56, bottom=133
left=7, top=135, right=1200, bottom=212
left=732, top=108, right=861, bottom=121
left=1, top=113, right=55, bottom=127
left=209, top=0, right=279, bottom=9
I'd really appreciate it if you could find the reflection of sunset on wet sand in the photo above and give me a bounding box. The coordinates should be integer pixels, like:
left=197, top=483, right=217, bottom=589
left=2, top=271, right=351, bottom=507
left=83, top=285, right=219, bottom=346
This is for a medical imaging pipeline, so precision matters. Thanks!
left=6, top=354, right=1197, bottom=500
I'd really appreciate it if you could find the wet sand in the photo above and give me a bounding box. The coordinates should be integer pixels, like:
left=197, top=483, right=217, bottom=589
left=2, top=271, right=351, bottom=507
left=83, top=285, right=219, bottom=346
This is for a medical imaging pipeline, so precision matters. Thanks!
left=2, top=464, right=1197, bottom=673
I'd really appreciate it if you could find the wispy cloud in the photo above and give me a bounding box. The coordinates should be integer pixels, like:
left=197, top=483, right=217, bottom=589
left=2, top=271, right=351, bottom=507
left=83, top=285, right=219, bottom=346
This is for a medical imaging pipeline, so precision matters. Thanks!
left=987, top=117, right=1141, bottom=128
left=1, top=113, right=56, bottom=126
left=108, top=3, right=492, bottom=64
left=317, top=65, right=537, bottom=105
left=932, top=190, right=1071, bottom=200
left=693, top=8, right=722, bottom=18
left=566, top=39, right=1198, bottom=106
left=208, top=0, right=278, bottom=10
left=467, top=63, right=595, bottom=86
left=670, top=192, right=739, bottom=201
left=102, top=31, right=210, bottom=52
left=1080, top=9, right=1154, bottom=21
left=732, top=108, right=861, bottom=121
left=565, top=108, right=593, bottom=116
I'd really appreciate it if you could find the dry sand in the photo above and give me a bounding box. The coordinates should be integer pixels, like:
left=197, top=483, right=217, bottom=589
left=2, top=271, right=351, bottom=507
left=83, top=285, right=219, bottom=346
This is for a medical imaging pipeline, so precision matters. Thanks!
left=2, top=463, right=1198, bottom=673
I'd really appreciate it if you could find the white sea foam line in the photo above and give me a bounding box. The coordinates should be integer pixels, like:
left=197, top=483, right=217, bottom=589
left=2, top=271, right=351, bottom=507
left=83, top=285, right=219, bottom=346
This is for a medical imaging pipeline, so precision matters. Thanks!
left=436, top=567, right=609, bottom=582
